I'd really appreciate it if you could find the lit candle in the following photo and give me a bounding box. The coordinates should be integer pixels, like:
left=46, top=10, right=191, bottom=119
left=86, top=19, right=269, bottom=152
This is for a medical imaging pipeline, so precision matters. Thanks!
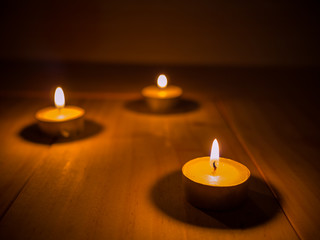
left=182, top=139, right=250, bottom=210
left=35, top=87, right=85, bottom=137
left=142, top=74, right=183, bottom=112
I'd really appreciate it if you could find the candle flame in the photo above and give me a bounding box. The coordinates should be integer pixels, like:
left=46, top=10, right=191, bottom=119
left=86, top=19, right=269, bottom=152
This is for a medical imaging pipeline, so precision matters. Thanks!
left=210, top=139, right=219, bottom=170
left=54, top=87, right=65, bottom=108
left=157, top=74, right=167, bottom=88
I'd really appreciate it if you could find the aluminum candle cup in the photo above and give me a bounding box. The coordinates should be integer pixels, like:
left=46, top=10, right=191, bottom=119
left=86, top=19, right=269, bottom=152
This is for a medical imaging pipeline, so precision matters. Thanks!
left=142, top=74, right=183, bottom=112
left=142, top=85, right=182, bottom=112
left=36, top=106, right=85, bottom=137
left=182, top=139, right=250, bottom=210
left=35, top=87, right=85, bottom=138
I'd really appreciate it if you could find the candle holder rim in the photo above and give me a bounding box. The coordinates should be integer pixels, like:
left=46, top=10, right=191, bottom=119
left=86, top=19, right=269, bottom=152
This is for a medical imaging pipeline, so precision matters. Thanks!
left=141, top=85, right=183, bottom=99
left=182, top=157, right=251, bottom=188
left=35, top=105, right=85, bottom=123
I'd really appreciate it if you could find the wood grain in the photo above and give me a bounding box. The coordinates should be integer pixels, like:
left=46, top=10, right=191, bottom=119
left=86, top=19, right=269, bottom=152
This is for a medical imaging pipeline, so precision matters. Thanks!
left=215, top=89, right=320, bottom=239
left=0, top=96, right=298, bottom=239
left=0, top=98, right=51, bottom=218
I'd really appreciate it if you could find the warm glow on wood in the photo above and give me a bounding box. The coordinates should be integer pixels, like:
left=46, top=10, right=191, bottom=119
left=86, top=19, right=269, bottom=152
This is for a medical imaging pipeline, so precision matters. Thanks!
left=54, top=87, right=65, bottom=108
left=210, top=139, right=219, bottom=169
left=157, top=74, right=167, bottom=88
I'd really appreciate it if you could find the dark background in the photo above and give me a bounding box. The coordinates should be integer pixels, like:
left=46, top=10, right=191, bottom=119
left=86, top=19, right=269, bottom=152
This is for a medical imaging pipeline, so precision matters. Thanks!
left=0, top=0, right=319, bottom=94
left=1, top=1, right=320, bottom=66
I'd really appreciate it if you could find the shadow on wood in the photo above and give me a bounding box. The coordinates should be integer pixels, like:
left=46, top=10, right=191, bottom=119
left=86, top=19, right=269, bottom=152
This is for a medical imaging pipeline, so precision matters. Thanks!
left=124, top=98, right=200, bottom=115
left=19, top=119, right=103, bottom=145
left=150, top=170, right=282, bottom=229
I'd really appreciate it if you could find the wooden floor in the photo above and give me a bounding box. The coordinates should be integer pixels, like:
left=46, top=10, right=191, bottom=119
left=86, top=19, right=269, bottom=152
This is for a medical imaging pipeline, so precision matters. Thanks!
left=0, top=63, right=319, bottom=239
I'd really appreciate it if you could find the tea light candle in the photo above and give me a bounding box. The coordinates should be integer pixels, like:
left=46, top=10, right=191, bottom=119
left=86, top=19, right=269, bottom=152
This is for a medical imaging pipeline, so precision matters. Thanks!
left=142, top=74, right=183, bottom=112
left=182, top=139, right=250, bottom=210
left=35, top=87, right=85, bottom=137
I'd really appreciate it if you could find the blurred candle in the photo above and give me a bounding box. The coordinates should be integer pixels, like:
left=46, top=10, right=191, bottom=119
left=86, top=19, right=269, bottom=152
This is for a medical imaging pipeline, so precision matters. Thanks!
left=142, top=74, right=182, bottom=112
left=182, top=139, right=250, bottom=210
left=35, top=87, right=85, bottom=137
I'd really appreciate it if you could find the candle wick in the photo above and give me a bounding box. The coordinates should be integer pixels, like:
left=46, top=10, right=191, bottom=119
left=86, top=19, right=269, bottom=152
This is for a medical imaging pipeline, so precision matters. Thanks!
left=213, top=161, right=217, bottom=171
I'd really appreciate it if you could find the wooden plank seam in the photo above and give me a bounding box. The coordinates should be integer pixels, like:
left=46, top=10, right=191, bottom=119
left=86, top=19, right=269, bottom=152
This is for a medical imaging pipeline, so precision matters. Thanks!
left=214, top=101, right=302, bottom=240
